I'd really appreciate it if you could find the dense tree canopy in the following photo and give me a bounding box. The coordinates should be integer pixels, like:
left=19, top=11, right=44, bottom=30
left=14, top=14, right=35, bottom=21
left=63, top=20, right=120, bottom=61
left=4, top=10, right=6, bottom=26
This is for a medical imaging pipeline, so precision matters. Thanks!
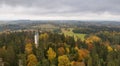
left=0, top=30, right=119, bottom=66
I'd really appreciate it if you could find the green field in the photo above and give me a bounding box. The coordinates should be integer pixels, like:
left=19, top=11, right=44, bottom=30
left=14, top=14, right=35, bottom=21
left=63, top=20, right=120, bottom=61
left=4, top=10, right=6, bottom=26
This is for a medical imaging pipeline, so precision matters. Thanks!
left=61, top=28, right=86, bottom=41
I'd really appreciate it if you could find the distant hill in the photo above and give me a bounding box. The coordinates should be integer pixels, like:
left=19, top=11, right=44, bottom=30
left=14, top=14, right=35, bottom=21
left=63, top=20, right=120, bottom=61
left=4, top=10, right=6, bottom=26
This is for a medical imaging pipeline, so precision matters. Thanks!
left=0, top=20, right=119, bottom=32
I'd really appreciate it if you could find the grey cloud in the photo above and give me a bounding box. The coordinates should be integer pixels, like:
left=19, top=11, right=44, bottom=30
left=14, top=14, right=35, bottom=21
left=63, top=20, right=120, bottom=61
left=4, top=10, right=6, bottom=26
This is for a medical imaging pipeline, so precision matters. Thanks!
left=0, top=0, right=120, bottom=15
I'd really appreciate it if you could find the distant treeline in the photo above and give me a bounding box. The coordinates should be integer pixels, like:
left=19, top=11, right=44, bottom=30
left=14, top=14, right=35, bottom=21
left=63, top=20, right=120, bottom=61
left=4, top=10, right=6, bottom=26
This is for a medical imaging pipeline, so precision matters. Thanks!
left=73, top=26, right=120, bottom=34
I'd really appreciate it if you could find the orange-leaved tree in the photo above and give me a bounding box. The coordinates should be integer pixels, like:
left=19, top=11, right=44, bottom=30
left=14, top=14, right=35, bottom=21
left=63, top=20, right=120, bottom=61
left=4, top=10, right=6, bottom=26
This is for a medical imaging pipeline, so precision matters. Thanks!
left=58, top=47, right=65, bottom=56
left=77, top=49, right=89, bottom=61
left=85, top=35, right=101, bottom=50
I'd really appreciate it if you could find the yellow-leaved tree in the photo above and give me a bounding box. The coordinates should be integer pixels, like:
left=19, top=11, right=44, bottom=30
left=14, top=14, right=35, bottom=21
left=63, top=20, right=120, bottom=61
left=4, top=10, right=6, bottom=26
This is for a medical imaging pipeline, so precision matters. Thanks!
left=39, top=33, right=49, bottom=41
left=66, top=47, right=70, bottom=54
left=74, top=46, right=79, bottom=51
left=58, top=55, right=70, bottom=66
left=104, top=41, right=113, bottom=52
left=47, top=47, right=56, bottom=62
left=40, top=33, right=49, bottom=49
left=27, top=54, right=38, bottom=66
left=25, top=43, right=33, bottom=55
left=107, top=45, right=113, bottom=52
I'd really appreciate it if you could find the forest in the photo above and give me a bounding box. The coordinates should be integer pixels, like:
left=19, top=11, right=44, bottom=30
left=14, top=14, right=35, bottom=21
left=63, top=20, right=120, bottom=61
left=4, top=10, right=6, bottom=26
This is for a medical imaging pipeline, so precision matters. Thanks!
left=0, top=26, right=120, bottom=66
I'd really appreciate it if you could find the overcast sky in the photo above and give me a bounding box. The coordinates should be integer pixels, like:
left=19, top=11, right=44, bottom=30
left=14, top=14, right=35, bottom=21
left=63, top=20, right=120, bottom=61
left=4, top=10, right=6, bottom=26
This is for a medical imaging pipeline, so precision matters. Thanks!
left=0, top=0, right=120, bottom=20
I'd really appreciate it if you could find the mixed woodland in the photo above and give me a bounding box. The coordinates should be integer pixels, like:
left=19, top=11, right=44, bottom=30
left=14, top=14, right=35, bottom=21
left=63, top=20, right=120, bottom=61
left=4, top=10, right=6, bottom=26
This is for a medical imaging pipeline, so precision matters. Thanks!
left=0, top=25, right=120, bottom=66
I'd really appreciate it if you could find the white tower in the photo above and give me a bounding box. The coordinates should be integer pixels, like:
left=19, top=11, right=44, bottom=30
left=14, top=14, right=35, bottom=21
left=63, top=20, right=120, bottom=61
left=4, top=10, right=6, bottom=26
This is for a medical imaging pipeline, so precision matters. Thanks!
left=34, top=31, right=39, bottom=48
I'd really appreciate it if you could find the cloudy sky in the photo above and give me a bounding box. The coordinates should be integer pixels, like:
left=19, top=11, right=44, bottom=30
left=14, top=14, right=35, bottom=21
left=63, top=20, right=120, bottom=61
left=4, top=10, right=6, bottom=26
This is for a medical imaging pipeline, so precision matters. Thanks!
left=0, top=0, right=120, bottom=20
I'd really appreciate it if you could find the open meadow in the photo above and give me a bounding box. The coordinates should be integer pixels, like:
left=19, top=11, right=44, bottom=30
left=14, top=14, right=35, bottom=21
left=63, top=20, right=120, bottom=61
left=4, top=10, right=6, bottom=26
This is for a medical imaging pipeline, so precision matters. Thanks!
left=61, top=28, right=86, bottom=41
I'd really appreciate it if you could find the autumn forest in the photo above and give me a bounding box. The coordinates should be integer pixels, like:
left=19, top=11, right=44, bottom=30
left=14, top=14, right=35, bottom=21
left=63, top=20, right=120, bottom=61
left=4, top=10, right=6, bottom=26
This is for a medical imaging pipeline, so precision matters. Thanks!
left=0, top=21, right=120, bottom=66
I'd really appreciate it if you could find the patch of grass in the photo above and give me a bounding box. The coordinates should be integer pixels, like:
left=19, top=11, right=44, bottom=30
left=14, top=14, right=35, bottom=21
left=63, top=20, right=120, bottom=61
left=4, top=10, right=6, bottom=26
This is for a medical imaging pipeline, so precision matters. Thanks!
left=61, top=28, right=86, bottom=41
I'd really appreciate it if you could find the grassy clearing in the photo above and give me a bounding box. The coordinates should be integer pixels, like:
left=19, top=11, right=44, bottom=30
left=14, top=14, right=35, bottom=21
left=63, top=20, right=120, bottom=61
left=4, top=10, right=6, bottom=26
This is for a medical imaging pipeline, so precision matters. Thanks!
left=61, top=28, right=86, bottom=41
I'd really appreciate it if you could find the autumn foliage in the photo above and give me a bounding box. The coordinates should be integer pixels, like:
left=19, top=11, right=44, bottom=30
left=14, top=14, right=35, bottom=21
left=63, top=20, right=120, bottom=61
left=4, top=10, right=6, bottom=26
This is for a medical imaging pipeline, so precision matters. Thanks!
left=27, top=54, right=38, bottom=66
left=58, top=47, right=65, bottom=56
left=85, top=35, right=101, bottom=50
left=0, top=31, right=120, bottom=66
left=39, top=33, right=49, bottom=41
left=77, top=49, right=89, bottom=61
left=25, top=43, right=33, bottom=54
left=71, top=61, right=85, bottom=66
left=58, top=55, right=70, bottom=66
left=47, top=47, right=56, bottom=62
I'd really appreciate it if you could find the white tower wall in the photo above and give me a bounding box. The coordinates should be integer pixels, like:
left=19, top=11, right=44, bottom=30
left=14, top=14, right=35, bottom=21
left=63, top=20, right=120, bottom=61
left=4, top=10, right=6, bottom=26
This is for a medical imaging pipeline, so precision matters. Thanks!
left=34, top=32, right=39, bottom=48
